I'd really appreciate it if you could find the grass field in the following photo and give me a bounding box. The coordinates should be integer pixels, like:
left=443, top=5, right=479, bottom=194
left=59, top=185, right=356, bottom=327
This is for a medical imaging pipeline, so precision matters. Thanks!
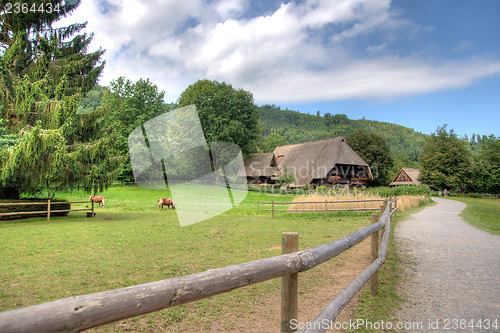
left=0, top=185, right=387, bottom=332
left=453, top=197, right=500, bottom=236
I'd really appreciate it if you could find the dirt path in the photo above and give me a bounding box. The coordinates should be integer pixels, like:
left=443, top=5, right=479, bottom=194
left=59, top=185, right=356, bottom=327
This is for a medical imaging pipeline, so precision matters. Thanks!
left=395, top=197, right=500, bottom=332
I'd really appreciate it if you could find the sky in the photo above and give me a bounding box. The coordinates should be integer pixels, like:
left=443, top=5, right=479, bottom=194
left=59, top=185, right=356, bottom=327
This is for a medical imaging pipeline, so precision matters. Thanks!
left=58, top=0, right=500, bottom=137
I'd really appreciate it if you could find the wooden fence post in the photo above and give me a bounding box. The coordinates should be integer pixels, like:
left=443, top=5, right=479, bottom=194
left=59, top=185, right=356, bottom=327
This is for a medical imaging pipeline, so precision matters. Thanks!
left=370, top=213, right=379, bottom=295
left=324, top=200, right=327, bottom=218
left=47, top=199, right=51, bottom=222
left=281, top=232, right=298, bottom=333
left=272, top=201, right=275, bottom=219
left=394, top=198, right=398, bottom=218
left=379, top=199, right=387, bottom=244
left=379, top=200, right=387, bottom=217
left=257, top=199, right=260, bottom=214
left=92, top=200, right=95, bottom=218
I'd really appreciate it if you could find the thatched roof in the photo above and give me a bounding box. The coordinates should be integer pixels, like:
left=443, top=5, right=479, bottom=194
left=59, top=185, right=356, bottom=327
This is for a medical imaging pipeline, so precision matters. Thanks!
left=390, top=168, right=421, bottom=186
left=240, top=153, right=280, bottom=178
left=273, top=137, right=373, bottom=186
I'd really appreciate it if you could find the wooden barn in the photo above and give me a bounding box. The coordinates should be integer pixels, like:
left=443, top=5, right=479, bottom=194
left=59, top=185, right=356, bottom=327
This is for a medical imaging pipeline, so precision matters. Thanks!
left=243, top=137, right=373, bottom=188
left=240, top=153, right=281, bottom=184
left=389, top=168, right=421, bottom=186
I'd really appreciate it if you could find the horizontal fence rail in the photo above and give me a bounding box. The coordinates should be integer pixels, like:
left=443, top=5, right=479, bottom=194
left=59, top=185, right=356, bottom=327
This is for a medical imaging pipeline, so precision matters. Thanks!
left=0, top=200, right=94, bottom=222
left=0, top=199, right=397, bottom=332
left=262, top=199, right=387, bottom=217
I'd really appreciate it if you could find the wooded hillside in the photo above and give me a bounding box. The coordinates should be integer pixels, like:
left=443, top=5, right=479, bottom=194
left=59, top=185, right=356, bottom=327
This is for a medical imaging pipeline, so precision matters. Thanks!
left=258, top=104, right=427, bottom=162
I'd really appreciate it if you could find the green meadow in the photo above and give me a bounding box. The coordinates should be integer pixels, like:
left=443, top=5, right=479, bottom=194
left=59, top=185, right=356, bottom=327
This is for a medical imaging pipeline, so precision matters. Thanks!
left=0, top=185, right=377, bottom=332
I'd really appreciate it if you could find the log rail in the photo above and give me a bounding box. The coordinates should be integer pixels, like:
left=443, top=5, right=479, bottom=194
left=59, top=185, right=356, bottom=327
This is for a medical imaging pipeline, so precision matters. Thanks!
left=263, top=199, right=387, bottom=217
left=0, top=200, right=94, bottom=222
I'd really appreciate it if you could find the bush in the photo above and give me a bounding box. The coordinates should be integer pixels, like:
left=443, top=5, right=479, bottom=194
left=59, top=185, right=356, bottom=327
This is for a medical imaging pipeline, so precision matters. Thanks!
left=368, top=185, right=431, bottom=197
left=0, top=199, right=71, bottom=221
left=315, top=186, right=329, bottom=193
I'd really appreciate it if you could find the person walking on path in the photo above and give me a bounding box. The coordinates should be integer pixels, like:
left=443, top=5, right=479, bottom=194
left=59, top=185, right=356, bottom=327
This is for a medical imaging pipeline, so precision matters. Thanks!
left=395, top=197, right=500, bottom=332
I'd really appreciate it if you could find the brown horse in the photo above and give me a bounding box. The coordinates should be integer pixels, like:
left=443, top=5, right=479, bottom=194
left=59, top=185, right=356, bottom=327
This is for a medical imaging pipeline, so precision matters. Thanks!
left=89, top=195, right=105, bottom=207
left=158, top=197, right=175, bottom=211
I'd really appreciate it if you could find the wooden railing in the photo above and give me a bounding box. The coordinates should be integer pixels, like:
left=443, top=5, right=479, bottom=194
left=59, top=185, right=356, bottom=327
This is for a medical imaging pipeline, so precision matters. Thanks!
left=263, top=199, right=391, bottom=218
left=0, top=200, right=95, bottom=222
left=0, top=199, right=397, bottom=333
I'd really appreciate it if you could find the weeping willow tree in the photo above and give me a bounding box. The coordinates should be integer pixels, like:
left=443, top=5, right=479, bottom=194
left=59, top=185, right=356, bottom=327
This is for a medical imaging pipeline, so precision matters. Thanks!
left=0, top=0, right=122, bottom=198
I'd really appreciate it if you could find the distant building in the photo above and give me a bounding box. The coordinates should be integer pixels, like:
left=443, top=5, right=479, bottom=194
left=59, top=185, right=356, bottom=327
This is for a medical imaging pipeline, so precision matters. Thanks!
left=241, top=152, right=281, bottom=185
left=243, top=137, right=373, bottom=188
left=389, top=168, right=421, bottom=186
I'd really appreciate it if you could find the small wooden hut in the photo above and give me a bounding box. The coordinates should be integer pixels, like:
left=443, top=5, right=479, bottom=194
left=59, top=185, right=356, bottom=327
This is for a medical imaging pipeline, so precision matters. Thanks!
left=389, top=168, right=421, bottom=186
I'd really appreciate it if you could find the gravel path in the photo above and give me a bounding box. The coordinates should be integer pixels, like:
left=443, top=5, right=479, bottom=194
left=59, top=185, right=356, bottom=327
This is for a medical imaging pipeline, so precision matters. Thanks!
left=395, top=197, right=500, bottom=332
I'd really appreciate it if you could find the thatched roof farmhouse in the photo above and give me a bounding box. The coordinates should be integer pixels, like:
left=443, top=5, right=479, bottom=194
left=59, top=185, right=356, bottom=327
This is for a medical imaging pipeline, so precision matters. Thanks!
left=389, top=168, right=421, bottom=186
left=244, top=137, right=373, bottom=188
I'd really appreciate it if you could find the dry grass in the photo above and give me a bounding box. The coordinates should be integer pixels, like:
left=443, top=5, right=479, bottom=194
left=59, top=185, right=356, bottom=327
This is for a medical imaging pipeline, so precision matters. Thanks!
left=289, top=193, right=429, bottom=212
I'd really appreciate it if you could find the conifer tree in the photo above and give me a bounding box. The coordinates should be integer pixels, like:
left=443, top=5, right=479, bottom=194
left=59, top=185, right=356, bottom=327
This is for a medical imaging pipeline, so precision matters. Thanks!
left=0, top=0, right=120, bottom=198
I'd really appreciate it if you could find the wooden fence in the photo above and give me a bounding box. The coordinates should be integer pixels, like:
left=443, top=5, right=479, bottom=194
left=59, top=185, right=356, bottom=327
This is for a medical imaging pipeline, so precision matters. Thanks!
left=0, top=199, right=397, bottom=333
left=263, top=198, right=392, bottom=218
left=0, top=200, right=95, bottom=222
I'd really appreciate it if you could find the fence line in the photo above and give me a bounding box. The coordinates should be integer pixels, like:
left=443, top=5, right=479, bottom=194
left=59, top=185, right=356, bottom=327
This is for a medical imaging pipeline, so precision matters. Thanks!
left=0, top=200, right=397, bottom=332
left=0, top=200, right=94, bottom=222
left=263, top=199, right=386, bottom=217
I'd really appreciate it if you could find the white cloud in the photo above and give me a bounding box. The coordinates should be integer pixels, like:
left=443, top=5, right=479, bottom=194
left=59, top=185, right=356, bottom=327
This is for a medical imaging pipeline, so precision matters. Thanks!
left=250, top=58, right=500, bottom=103
left=58, top=0, right=500, bottom=104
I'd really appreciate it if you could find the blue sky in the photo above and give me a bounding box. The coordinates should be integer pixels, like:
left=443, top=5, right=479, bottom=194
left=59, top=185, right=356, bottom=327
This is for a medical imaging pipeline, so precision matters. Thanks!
left=60, top=0, right=500, bottom=137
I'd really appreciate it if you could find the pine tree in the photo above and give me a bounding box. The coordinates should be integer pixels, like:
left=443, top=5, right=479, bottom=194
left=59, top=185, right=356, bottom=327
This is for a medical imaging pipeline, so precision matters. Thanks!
left=0, top=0, right=121, bottom=198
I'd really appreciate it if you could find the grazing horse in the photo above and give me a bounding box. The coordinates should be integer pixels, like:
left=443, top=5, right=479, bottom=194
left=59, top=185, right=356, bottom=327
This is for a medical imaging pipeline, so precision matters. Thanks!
left=158, top=197, right=175, bottom=211
left=89, top=195, right=105, bottom=207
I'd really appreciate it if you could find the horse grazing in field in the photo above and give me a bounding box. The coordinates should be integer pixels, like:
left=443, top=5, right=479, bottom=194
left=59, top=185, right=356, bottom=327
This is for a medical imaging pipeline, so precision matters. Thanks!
left=158, top=197, right=175, bottom=211
left=89, top=195, right=105, bottom=207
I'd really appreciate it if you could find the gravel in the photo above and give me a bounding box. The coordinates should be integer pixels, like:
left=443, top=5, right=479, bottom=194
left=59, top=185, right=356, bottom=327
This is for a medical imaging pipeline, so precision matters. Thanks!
left=395, top=197, right=500, bottom=332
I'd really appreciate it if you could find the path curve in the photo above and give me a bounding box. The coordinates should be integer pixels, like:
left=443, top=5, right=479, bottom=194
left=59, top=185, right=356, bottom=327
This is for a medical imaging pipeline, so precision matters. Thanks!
left=395, top=197, right=500, bottom=332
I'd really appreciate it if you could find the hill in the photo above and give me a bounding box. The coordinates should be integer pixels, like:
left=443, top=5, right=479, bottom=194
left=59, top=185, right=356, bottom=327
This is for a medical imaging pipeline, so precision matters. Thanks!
left=258, top=104, right=427, bottom=163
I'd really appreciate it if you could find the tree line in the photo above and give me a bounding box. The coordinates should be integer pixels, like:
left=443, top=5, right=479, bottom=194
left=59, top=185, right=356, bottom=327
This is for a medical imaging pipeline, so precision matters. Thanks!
left=1, top=1, right=498, bottom=199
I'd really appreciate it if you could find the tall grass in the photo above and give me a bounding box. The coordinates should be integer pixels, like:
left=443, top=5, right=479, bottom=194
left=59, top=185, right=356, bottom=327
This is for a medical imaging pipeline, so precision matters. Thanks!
left=290, top=193, right=429, bottom=212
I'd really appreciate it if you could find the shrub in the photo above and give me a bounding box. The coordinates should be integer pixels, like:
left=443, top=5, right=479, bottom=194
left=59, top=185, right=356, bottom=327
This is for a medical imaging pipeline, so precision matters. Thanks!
left=368, top=185, right=431, bottom=197
left=315, top=186, right=329, bottom=193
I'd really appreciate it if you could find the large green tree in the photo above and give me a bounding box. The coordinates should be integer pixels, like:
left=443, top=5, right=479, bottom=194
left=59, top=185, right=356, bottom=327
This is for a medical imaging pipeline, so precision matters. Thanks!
left=346, top=129, right=394, bottom=186
left=259, top=132, right=288, bottom=153
left=471, top=135, right=500, bottom=194
left=177, top=79, right=259, bottom=157
left=0, top=0, right=118, bottom=198
left=99, top=77, right=168, bottom=181
left=418, top=125, right=471, bottom=192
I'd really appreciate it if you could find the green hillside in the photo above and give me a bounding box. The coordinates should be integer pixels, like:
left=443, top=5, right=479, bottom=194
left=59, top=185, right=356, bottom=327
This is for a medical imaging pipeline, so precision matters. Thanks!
left=258, top=104, right=427, bottom=162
